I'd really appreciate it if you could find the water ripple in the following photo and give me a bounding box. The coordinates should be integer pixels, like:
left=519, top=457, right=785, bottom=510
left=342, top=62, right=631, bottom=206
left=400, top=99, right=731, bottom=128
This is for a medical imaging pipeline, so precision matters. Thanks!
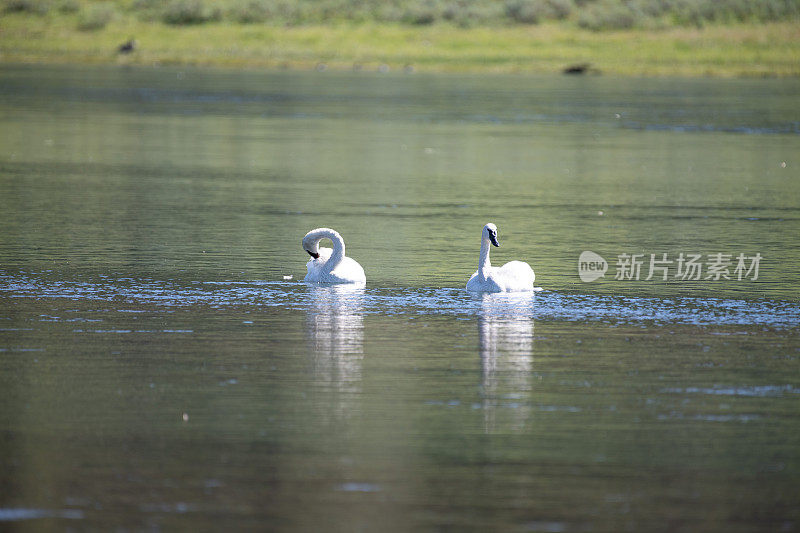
left=1, top=274, right=799, bottom=328
left=0, top=508, right=83, bottom=521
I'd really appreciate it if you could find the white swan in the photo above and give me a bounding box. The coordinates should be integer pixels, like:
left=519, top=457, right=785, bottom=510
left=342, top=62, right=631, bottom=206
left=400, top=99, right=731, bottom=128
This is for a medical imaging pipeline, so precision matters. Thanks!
left=466, top=223, right=535, bottom=292
left=302, top=228, right=366, bottom=284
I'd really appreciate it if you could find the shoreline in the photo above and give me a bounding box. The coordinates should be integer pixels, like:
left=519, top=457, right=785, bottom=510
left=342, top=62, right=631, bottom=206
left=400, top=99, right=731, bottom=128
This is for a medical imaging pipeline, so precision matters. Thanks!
left=1, top=17, right=799, bottom=78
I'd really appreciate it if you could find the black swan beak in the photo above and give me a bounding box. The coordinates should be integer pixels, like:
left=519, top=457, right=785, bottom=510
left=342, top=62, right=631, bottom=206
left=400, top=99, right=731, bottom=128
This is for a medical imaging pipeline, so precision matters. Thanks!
left=306, top=250, right=320, bottom=259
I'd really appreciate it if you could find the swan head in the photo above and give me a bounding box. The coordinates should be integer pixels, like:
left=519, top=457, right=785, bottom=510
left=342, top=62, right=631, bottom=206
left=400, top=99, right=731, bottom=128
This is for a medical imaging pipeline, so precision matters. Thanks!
left=302, top=231, right=322, bottom=259
left=483, top=223, right=500, bottom=247
left=302, top=228, right=342, bottom=260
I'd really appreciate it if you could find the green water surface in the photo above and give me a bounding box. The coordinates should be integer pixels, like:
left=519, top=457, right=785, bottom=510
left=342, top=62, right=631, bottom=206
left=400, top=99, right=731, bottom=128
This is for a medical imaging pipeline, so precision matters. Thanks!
left=0, top=64, right=799, bottom=531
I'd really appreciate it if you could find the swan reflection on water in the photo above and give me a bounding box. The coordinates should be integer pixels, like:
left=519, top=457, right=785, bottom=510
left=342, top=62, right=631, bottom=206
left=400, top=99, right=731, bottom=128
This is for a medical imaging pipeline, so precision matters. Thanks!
left=305, top=284, right=365, bottom=405
left=478, top=292, right=536, bottom=433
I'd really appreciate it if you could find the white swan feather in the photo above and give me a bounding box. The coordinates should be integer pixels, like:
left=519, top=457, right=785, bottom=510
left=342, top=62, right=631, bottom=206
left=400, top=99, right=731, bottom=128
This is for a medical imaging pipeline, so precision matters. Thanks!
left=302, top=228, right=366, bottom=284
left=466, top=223, right=535, bottom=292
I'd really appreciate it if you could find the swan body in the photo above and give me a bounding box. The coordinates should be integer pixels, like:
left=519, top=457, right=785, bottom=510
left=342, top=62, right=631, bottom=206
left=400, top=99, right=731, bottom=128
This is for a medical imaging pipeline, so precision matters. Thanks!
left=302, top=228, right=366, bottom=284
left=466, top=223, right=535, bottom=293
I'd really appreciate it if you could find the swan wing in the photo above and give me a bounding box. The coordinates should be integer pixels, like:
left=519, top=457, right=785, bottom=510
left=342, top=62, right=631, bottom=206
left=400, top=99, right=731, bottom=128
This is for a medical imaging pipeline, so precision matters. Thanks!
left=305, top=249, right=365, bottom=284
left=496, top=261, right=535, bottom=291
left=500, top=260, right=535, bottom=280
left=329, top=256, right=366, bottom=284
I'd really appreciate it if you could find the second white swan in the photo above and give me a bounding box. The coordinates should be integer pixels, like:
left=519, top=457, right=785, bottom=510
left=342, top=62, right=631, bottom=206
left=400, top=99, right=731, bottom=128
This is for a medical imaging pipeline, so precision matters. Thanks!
left=302, top=227, right=366, bottom=284
left=466, top=223, right=535, bottom=292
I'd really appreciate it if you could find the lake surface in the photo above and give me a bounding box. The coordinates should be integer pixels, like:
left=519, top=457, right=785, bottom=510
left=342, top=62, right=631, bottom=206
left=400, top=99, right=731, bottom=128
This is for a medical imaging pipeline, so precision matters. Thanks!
left=1, top=64, right=799, bottom=531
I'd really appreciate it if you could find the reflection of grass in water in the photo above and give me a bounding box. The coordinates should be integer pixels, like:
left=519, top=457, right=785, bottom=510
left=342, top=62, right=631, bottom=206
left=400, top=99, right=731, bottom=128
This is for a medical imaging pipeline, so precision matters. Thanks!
left=1, top=10, right=799, bottom=76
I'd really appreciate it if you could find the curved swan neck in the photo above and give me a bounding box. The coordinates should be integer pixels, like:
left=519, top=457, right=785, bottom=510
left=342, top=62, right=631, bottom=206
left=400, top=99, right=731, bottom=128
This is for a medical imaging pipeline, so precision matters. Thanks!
left=479, top=237, right=492, bottom=274
left=303, top=228, right=346, bottom=270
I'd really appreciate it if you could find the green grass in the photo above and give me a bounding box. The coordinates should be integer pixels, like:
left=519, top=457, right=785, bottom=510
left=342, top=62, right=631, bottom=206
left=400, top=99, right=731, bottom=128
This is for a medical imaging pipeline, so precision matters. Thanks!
left=0, top=8, right=798, bottom=77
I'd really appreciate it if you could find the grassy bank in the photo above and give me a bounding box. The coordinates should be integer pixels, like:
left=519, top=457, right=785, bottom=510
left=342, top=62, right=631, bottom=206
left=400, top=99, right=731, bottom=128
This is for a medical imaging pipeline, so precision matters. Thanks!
left=1, top=10, right=798, bottom=76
